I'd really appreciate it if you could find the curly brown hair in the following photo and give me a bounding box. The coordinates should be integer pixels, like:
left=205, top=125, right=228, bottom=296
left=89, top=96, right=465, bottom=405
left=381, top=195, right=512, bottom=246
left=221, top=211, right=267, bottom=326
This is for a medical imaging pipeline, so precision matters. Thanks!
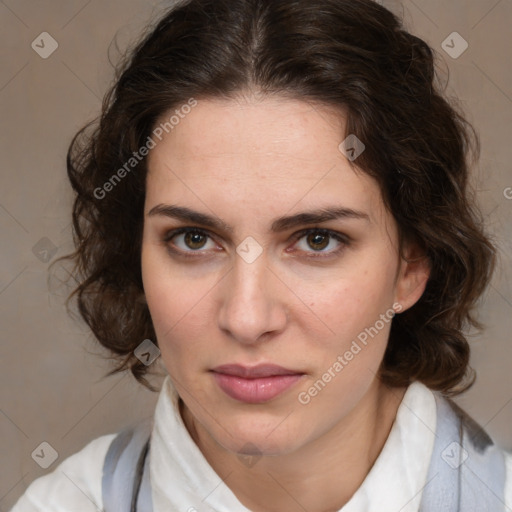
left=60, top=0, right=497, bottom=395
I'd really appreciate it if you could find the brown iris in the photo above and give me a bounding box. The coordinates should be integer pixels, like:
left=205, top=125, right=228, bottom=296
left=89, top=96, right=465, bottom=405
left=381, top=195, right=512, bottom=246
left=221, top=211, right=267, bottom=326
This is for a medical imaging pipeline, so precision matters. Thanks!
left=307, top=232, right=329, bottom=251
left=185, top=231, right=208, bottom=250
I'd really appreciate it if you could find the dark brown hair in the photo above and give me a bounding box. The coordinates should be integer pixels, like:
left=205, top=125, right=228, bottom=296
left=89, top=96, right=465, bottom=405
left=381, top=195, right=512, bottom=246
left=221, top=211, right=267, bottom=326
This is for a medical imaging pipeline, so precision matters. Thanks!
left=61, top=0, right=496, bottom=394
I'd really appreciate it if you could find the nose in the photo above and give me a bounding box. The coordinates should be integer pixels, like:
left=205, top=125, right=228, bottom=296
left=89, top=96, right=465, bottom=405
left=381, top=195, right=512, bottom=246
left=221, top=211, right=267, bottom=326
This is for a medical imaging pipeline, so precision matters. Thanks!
left=217, top=253, right=288, bottom=345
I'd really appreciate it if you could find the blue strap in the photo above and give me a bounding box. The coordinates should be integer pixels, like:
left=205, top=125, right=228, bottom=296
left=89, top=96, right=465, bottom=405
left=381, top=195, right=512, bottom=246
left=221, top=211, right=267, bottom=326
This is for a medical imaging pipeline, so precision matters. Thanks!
left=419, top=394, right=461, bottom=510
left=457, top=398, right=507, bottom=511
left=419, top=394, right=507, bottom=511
left=102, top=417, right=153, bottom=512
left=136, top=441, right=153, bottom=512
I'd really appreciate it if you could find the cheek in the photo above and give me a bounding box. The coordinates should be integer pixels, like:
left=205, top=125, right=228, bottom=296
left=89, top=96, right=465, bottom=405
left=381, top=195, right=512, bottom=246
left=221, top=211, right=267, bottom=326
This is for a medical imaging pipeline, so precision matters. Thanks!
left=146, top=280, right=207, bottom=342
left=291, top=263, right=396, bottom=342
left=141, top=247, right=212, bottom=359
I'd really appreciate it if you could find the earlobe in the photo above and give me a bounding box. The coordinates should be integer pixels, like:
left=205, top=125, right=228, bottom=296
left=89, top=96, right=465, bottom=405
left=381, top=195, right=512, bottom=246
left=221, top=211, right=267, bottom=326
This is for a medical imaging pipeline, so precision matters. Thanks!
left=394, top=244, right=431, bottom=313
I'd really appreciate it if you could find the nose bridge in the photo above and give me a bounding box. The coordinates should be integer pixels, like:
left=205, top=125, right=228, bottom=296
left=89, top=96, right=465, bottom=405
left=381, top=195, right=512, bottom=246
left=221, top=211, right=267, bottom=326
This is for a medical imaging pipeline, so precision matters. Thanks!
left=234, top=254, right=270, bottom=303
left=218, top=252, right=286, bottom=343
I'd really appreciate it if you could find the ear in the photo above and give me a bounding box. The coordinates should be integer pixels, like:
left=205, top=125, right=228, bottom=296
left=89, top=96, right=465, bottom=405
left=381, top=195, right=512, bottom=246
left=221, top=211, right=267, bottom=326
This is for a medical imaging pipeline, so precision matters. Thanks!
left=393, top=241, right=431, bottom=313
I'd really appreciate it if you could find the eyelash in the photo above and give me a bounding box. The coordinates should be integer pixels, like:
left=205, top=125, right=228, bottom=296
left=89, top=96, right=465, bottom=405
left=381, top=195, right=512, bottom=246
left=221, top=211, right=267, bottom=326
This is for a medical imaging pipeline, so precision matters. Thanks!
left=162, top=227, right=350, bottom=259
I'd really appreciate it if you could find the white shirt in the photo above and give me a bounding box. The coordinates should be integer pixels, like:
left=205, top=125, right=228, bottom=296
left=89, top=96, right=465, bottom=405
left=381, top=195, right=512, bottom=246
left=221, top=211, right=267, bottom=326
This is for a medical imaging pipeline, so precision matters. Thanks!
left=10, top=376, right=512, bottom=511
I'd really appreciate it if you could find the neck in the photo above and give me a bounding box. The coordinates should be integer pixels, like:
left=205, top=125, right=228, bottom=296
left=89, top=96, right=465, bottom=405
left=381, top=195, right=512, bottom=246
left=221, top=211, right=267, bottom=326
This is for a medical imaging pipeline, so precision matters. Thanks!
left=180, top=379, right=407, bottom=512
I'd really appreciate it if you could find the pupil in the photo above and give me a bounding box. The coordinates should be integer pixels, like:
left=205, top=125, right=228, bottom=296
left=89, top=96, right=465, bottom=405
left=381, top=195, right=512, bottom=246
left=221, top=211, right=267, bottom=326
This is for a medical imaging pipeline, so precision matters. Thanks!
left=185, top=232, right=206, bottom=249
left=308, top=233, right=329, bottom=251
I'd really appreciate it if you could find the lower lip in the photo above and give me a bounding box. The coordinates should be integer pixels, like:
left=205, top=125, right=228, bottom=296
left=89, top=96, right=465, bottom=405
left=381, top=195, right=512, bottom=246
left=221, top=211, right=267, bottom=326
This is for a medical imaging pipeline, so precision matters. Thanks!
left=212, top=372, right=303, bottom=404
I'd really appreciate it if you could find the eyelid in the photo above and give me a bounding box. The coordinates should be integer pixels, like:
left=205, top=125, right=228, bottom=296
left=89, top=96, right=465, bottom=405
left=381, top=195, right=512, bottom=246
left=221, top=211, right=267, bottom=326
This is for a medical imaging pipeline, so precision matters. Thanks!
left=163, top=226, right=215, bottom=243
left=290, top=227, right=350, bottom=244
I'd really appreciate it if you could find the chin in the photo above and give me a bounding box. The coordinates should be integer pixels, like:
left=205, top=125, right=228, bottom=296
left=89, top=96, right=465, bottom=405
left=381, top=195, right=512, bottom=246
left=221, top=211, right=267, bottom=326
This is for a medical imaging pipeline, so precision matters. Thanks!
left=208, top=410, right=306, bottom=457
left=223, top=433, right=298, bottom=458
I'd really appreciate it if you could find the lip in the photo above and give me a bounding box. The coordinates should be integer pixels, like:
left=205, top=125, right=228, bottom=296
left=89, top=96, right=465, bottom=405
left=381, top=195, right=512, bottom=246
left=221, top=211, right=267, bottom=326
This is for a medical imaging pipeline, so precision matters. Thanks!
left=212, top=364, right=301, bottom=378
left=211, top=364, right=304, bottom=404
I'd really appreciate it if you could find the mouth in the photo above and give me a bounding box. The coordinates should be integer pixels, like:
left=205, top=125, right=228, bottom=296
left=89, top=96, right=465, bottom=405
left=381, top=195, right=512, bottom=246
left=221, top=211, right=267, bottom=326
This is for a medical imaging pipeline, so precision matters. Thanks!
left=210, top=364, right=305, bottom=404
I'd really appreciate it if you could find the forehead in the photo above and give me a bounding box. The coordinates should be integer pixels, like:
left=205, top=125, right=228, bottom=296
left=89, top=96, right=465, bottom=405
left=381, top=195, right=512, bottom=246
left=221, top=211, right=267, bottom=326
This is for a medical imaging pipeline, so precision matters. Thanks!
left=150, top=95, right=347, bottom=173
left=145, top=95, right=386, bottom=224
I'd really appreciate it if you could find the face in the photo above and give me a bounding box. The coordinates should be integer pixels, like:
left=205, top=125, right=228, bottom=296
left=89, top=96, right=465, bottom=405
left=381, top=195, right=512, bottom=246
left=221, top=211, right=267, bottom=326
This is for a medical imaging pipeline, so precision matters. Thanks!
left=141, top=94, right=429, bottom=457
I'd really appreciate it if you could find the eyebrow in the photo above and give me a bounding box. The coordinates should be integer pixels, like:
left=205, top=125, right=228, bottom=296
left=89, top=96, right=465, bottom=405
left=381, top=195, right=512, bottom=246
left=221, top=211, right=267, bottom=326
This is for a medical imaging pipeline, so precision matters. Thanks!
left=147, top=204, right=370, bottom=233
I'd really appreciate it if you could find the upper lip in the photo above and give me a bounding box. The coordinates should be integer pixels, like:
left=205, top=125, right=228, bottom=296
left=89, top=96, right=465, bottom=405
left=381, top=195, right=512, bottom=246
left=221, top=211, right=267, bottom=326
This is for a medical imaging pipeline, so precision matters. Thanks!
left=211, top=364, right=303, bottom=379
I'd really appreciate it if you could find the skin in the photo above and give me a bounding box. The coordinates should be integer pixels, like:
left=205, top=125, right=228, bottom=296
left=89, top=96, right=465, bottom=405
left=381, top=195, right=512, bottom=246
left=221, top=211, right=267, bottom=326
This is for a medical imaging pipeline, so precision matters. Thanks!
left=141, top=92, right=431, bottom=512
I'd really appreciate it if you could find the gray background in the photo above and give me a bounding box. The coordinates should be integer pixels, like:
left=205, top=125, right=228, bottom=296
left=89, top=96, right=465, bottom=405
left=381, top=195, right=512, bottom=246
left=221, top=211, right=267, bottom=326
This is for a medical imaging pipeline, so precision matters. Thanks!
left=1, top=0, right=511, bottom=509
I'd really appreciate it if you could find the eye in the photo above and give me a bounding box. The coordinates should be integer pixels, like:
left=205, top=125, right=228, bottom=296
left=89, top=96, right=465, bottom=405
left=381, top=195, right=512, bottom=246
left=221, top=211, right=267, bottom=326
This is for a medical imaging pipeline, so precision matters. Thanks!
left=164, top=228, right=218, bottom=255
left=163, top=226, right=349, bottom=259
left=292, top=228, right=348, bottom=256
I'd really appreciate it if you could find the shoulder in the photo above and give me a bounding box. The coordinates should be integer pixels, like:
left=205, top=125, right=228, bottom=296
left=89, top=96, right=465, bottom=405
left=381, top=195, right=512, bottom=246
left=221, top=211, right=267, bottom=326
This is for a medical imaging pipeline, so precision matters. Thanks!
left=10, top=433, right=116, bottom=512
left=429, top=387, right=512, bottom=510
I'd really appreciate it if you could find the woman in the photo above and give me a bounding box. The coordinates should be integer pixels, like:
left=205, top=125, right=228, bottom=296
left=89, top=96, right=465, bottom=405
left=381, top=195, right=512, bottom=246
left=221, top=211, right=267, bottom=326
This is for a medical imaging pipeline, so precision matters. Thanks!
left=11, top=0, right=512, bottom=510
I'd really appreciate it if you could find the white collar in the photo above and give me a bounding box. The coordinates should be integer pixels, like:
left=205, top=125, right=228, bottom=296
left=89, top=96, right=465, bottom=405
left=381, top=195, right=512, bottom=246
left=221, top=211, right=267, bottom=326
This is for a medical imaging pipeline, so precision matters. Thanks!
left=150, top=376, right=436, bottom=512
left=150, top=376, right=252, bottom=512
left=341, top=380, right=437, bottom=511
